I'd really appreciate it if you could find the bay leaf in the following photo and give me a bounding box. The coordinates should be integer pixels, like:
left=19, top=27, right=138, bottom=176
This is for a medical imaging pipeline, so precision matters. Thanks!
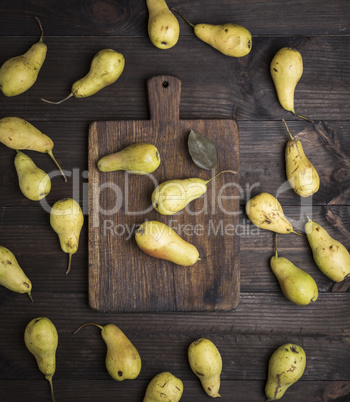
left=188, top=129, right=218, bottom=170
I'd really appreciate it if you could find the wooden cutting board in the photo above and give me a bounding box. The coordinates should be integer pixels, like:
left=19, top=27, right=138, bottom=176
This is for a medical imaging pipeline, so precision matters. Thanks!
left=88, top=75, right=240, bottom=312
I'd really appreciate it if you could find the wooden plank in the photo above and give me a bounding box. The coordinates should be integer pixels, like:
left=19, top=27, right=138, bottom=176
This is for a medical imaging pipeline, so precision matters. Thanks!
left=88, top=75, right=240, bottom=312
left=0, top=36, right=349, bottom=121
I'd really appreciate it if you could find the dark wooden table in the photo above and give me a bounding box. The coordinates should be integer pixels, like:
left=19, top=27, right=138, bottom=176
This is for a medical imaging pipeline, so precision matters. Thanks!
left=0, top=1, right=349, bottom=401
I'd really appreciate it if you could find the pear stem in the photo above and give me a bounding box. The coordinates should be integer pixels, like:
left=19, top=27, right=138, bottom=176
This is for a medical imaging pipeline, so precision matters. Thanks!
left=296, top=113, right=314, bottom=124
left=45, top=375, right=55, bottom=402
left=73, top=322, right=104, bottom=335
left=66, top=254, right=72, bottom=275
left=170, top=7, right=195, bottom=28
left=205, top=169, right=238, bottom=184
left=274, top=233, right=278, bottom=258
left=292, top=230, right=305, bottom=237
left=34, top=16, right=44, bottom=42
left=282, top=118, right=294, bottom=140
left=41, top=93, right=74, bottom=105
left=48, top=150, right=67, bottom=182
left=27, top=291, right=33, bottom=302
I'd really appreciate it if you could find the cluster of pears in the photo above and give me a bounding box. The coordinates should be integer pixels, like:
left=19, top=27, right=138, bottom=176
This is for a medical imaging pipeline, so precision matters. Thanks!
left=146, top=0, right=252, bottom=57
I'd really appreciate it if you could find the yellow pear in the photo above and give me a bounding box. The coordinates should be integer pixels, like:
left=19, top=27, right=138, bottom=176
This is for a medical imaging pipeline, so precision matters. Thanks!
left=188, top=338, right=222, bottom=398
left=50, top=198, right=84, bottom=274
left=270, top=236, right=318, bottom=306
left=0, top=245, right=32, bottom=301
left=305, top=218, right=350, bottom=282
left=98, top=143, right=160, bottom=174
left=41, top=49, right=125, bottom=104
left=246, top=192, right=299, bottom=234
left=143, top=372, right=183, bottom=402
left=135, top=220, right=200, bottom=266
left=24, top=317, right=58, bottom=402
left=14, top=151, right=51, bottom=201
left=0, top=17, right=47, bottom=96
left=283, top=119, right=319, bottom=197
left=265, top=343, right=306, bottom=401
left=0, top=116, right=66, bottom=181
left=146, top=0, right=180, bottom=49
left=270, top=47, right=303, bottom=114
left=74, top=322, right=141, bottom=381
left=152, top=170, right=236, bottom=215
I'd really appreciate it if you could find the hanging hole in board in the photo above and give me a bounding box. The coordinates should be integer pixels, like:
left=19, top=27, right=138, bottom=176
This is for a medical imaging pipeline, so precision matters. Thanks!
left=162, top=81, right=169, bottom=88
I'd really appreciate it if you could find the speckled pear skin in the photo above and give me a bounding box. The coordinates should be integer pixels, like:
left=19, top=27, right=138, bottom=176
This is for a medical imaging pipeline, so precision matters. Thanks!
left=143, top=372, right=183, bottom=402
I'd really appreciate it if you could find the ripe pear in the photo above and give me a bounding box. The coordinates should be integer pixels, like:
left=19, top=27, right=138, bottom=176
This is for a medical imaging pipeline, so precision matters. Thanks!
left=143, top=372, right=183, bottom=402
left=98, top=143, right=160, bottom=174
left=305, top=218, right=350, bottom=282
left=42, top=49, right=125, bottom=104
left=135, top=220, right=200, bottom=266
left=0, top=116, right=66, bottom=181
left=0, top=245, right=32, bottom=301
left=74, top=322, right=141, bottom=381
left=265, top=343, right=306, bottom=401
left=246, top=192, right=299, bottom=234
left=24, top=317, right=58, bottom=402
left=152, top=170, right=237, bottom=215
left=270, top=236, right=318, bottom=306
left=0, top=17, right=47, bottom=96
left=146, top=0, right=180, bottom=50
left=283, top=119, right=319, bottom=197
left=270, top=47, right=303, bottom=114
left=175, top=10, right=251, bottom=57
left=14, top=151, right=51, bottom=201
left=50, top=198, right=84, bottom=275
left=188, top=338, right=222, bottom=398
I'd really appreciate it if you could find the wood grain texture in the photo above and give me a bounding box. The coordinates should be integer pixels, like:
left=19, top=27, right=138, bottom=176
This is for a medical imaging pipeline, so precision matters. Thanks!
left=88, top=75, right=240, bottom=312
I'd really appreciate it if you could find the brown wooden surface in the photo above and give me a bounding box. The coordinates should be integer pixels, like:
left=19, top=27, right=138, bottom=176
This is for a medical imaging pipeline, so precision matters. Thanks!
left=88, top=75, right=240, bottom=312
left=0, top=1, right=349, bottom=401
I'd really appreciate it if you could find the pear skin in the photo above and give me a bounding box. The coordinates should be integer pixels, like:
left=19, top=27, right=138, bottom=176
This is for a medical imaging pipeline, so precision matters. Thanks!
left=265, top=343, right=306, bottom=401
left=15, top=151, right=51, bottom=201
left=188, top=338, right=222, bottom=398
left=152, top=170, right=237, bottom=215
left=98, top=143, right=160, bottom=174
left=0, top=17, right=47, bottom=96
left=144, top=372, right=183, bottom=402
left=50, top=198, right=84, bottom=274
left=135, top=220, right=200, bottom=266
left=147, top=0, right=180, bottom=49
left=0, top=117, right=66, bottom=181
left=246, top=192, right=298, bottom=234
left=42, top=49, right=125, bottom=104
left=283, top=120, right=319, bottom=197
left=305, top=218, right=350, bottom=282
left=0, top=245, right=32, bottom=301
left=24, top=317, right=58, bottom=402
left=74, top=322, right=141, bottom=381
left=270, top=47, right=303, bottom=114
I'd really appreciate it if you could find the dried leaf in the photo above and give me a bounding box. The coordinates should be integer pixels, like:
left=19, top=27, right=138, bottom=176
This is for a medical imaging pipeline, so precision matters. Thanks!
left=188, top=129, right=218, bottom=170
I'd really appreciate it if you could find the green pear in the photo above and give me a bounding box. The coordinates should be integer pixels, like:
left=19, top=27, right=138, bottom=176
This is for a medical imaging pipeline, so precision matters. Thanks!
left=135, top=220, right=200, bottom=266
left=50, top=198, right=84, bottom=275
left=74, top=322, right=141, bottom=381
left=98, top=143, right=160, bottom=174
left=270, top=236, right=318, bottom=306
left=175, top=10, right=251, bottom=57
left=246, top=192, right=299, bottom=235
left=188, top=338, right=222, bottom=398
left=143, top=372, right=183, bottom=402
left=0, top=17, right=47, bottom=96
left=24, top=317, right=58, bottom=402
left=152, top=170, right=237, bottom=215
left=146, top=0, right=180, bottom=50
left=305, top=218, right=350, bottom=282
left=0, top=245, right=32, bottom=301
left=0, top=116, right=66, bottom=181
left=270, top=47, right=303, bottom=114
left=283, top=119, right=319, bottom=197
left=14, top=151, right=51, bottom=201
left=41, top=49, right=125, bottom=104
left=265, top=343, right=306, bottom=401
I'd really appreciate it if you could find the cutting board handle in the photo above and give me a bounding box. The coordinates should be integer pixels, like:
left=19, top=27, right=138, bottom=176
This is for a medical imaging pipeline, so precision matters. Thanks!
left=147, top=75, right=181, bottom=123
